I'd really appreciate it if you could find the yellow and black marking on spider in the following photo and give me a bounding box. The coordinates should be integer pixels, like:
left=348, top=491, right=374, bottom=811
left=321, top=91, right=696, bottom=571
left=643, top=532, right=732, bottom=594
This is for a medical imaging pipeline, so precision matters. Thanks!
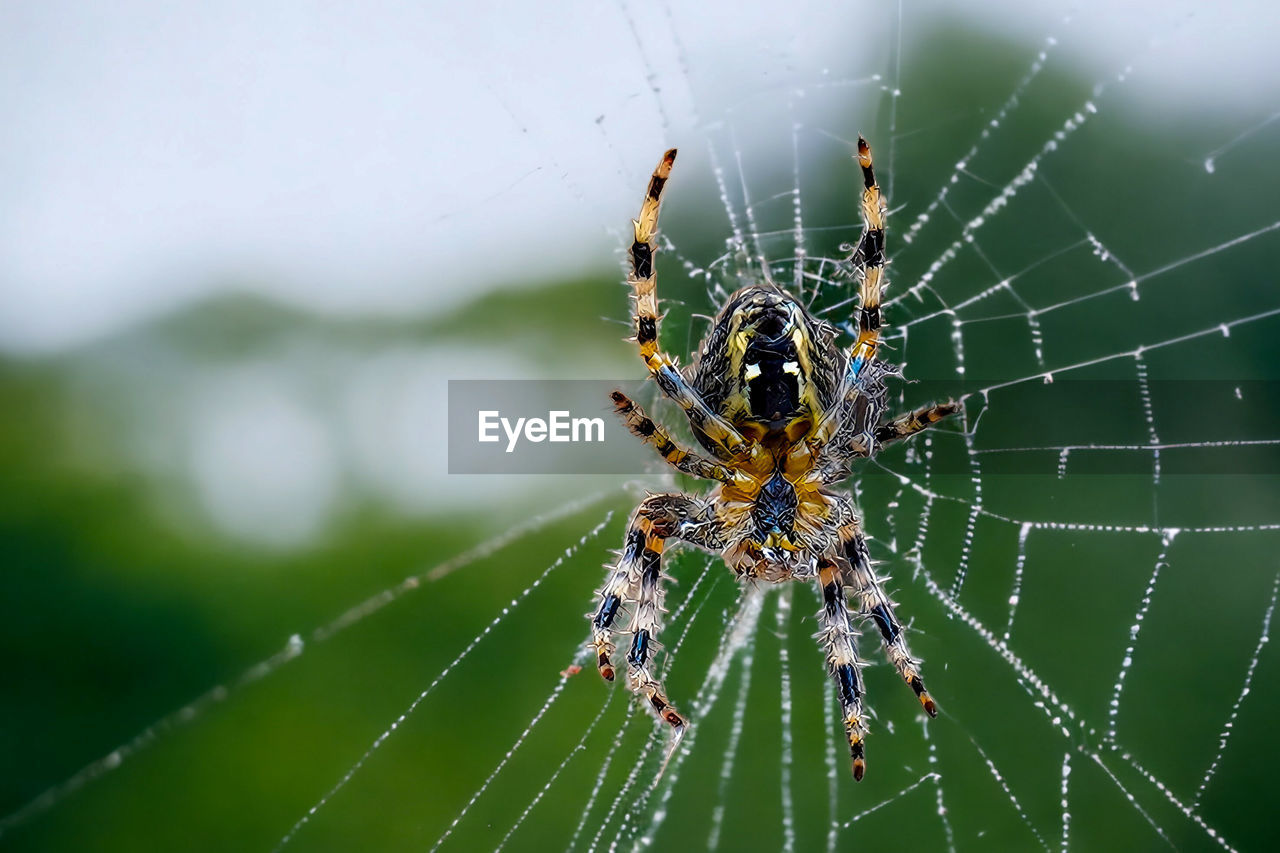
left=589, top=138, right=960, bottom=781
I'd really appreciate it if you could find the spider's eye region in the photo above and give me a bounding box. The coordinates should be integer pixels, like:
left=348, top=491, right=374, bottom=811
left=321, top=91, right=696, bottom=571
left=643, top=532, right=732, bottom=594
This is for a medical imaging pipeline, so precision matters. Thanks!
left=752, top=471, right=799, bottom=541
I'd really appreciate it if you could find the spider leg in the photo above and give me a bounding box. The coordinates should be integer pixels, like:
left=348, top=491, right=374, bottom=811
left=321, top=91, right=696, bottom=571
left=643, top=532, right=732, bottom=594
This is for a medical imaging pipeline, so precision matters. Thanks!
left=845, top=135, right=888, bottom=383
left=839, top=516, right=937, bottom=718
left=811, top=136, right=889, bottom=449
left=609, top=390, right=735, bottom=483
left=815, top=556, right=871, bottom=780
left=868, top=400, right=962, bottom=453
left=628, top=149, right=747, bottom=458
left=589, top=494, right=715, bottom=733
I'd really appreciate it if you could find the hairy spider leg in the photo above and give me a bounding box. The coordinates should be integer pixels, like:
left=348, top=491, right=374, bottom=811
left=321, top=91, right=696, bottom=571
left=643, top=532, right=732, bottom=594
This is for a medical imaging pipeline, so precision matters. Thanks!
left=816, top=398, right=961, bottom=480
left=609, top=390, right=735, bottom=483
left=848, top=135, right=888, bottom=383
left=838, top=515, right=937, bottom=718
left=590, top=495, right=705, bottom=733
left=812, top=136, right=889, bottom=449
left=628, top=149, right=747, bottom=459
left=815, top=557, right=871, bottom=780
left=870, top=400, right=963, bottom=452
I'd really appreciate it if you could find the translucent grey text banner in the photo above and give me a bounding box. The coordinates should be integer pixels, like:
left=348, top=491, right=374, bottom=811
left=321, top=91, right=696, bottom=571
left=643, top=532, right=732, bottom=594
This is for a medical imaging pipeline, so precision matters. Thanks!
left=447, top=380, right=1280, bottom=475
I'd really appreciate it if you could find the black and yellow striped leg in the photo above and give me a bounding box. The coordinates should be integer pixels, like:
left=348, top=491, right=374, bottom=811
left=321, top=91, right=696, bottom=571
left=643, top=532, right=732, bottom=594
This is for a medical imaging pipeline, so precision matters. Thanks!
left=810, top=136, right=890, bottom=450
left=610, top=390, right=734, bottom=483
left=816, top=557, right=870, bottom=780
left=838, top=518, right=937, bottom=718
left=628, top=149, right=747, bottom=459
left=589, top=495, right=699, bottom=733
left=870, top=401, right=962, bottom=451
left=846, top=135, right=887, bottom=384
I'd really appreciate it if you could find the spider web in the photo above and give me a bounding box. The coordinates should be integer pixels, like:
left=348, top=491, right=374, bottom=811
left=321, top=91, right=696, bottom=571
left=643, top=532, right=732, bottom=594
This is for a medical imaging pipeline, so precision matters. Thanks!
left=6, top=2, right=1280, bottom=852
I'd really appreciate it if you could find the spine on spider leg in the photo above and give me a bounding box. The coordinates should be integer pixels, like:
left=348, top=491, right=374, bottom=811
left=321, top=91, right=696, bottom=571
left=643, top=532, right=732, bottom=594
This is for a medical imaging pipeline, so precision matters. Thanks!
left=848, top=136, right=887, bottom=382
left=816, top=558, right=870, bottom=781
left=841, top=521, right=938, bottom=718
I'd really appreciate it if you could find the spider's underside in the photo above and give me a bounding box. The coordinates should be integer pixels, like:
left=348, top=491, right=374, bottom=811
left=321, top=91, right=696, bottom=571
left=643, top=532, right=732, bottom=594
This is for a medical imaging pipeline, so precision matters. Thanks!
left=589, top=139, right=959, bottom=780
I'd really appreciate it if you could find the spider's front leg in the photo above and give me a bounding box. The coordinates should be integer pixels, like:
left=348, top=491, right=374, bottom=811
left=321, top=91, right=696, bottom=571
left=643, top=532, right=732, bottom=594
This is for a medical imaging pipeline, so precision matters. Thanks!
left=812, top=135, right=889, bottom=449
left=589, top=493, right=717, bottom=732
left=815, top=556, right=871, bottom=780
left=627, top=149, right=746, bottom=459
left=846, top=135, right=888, bottom=383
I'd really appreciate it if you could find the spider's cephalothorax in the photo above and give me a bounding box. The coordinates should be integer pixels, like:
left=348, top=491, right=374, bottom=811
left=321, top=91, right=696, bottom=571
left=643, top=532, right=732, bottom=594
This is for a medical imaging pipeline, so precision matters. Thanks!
left=590, top=140, right=960, bottom=781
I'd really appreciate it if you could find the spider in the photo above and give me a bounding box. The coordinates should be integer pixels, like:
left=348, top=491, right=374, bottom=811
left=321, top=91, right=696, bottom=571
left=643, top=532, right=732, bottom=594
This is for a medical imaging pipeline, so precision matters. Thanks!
left=588, top=138, right=959, bottom=780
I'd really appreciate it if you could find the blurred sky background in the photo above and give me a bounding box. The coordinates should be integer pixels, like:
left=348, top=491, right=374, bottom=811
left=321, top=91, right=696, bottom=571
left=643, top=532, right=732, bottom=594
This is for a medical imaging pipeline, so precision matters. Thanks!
left=4, top=1, right=1280, bottom=851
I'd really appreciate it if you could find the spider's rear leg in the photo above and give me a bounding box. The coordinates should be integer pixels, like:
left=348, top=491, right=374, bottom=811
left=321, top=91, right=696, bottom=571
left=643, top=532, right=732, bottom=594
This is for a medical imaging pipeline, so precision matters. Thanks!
left=816, top=557, right=871, bottom=780
left=589, top=494, right=707, bottom=733
left=840, top=518, right=938, bottom=718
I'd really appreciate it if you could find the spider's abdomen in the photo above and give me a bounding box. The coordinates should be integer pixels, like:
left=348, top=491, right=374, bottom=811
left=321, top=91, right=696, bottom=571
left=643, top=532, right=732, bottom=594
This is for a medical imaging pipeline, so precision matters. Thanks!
left=743, top=311, right=801, bottom=428
left=691, top=285, right=840, bottom=446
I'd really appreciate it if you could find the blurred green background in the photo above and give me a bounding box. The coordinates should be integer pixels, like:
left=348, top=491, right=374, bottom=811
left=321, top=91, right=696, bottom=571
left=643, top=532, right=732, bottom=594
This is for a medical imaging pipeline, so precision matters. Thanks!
left=4, top=4, right=1280, bottom=852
